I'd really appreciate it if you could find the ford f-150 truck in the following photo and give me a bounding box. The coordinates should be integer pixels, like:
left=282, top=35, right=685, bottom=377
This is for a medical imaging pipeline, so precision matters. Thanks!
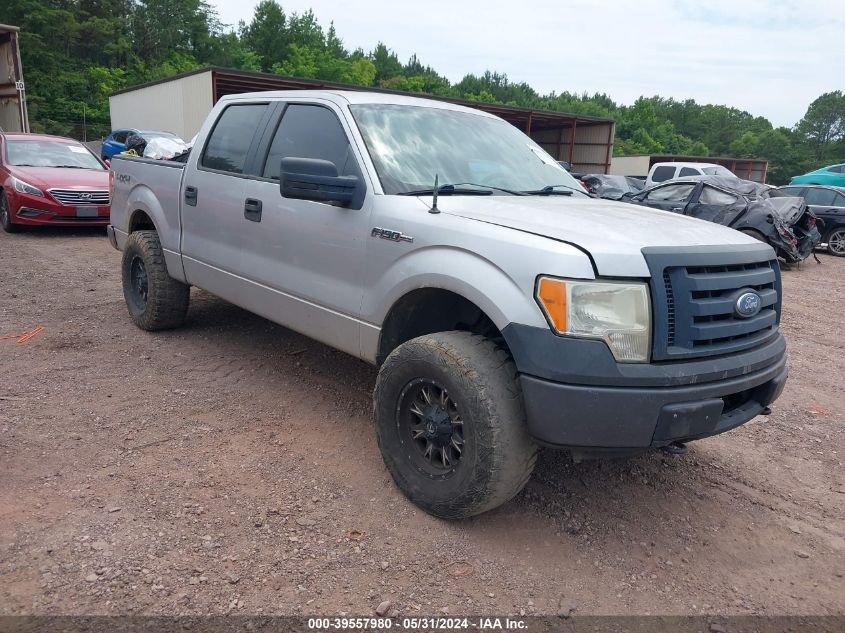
left=108, top=91, right=788, bottom=519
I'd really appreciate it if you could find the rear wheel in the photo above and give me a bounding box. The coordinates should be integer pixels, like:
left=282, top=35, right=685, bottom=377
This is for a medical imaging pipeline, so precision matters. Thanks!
left=374, top=331, right=537, bottom=519
left=826, top=228, right=845, bottom=257
left=121, top=230, right=190, bottom=330
left=0, top=191, right=20, bottom=233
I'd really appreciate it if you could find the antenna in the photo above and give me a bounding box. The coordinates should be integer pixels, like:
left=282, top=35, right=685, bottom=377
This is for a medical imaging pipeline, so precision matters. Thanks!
left=429, top=173, right=440, bottom=214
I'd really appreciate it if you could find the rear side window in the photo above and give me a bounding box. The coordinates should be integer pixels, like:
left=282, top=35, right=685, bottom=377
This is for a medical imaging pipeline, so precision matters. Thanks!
left=202, top=104, right=268, bottom=174
left=651, top=166, right=676, bottom=182
left=262, top=104, right=356, bottom=179
left=648, top=183, right=695, bottom=201
left=699, top=186, right=738, bottom=205
left=803, top=188, right=838, bottom=206
left=678, top=167, right=700, bottom=177
left=834, top=193, right=845, bottom=207
left=828, top=165, right=844, bottom=173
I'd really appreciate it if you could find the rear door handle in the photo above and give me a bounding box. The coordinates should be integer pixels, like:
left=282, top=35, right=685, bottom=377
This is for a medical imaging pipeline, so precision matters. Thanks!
left=244, top=198, right=262, bottom=222
left=184, top=186, right=198, bottom=206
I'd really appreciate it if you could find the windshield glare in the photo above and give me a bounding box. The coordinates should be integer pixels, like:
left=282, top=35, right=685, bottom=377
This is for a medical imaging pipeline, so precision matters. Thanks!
left=6, top=140, right=104, bottom=170
left=350, top=104, right=586, bottom=195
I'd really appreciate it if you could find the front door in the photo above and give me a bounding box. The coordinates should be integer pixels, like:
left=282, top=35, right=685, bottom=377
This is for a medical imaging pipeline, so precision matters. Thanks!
left=232, top=101, right=373, bottom=358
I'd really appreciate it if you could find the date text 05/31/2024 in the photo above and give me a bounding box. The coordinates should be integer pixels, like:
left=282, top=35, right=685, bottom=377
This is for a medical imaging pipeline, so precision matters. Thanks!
left=307, top=617, right=528, bottom=630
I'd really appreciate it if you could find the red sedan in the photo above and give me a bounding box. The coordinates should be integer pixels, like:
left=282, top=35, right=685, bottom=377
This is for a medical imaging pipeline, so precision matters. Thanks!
left=0, top=133, right=110, bottom=233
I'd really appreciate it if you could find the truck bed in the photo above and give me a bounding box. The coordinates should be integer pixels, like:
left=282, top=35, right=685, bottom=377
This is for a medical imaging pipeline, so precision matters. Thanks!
left=109, top=155, right=187, bottom=279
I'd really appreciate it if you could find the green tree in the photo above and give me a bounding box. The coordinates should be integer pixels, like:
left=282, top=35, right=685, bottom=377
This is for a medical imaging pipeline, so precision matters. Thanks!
left=240, top=0, right=288, bottom=71
left=796, top=91, right=845, bottom=160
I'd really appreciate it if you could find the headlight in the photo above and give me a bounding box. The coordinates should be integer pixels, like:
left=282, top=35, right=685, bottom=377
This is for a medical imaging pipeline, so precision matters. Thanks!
left=536, top=277, right=651, bottom=362
left=12, top=176, right=44, bottom=197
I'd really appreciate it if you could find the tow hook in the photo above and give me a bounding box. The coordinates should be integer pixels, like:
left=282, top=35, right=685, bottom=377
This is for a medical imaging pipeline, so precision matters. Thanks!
left=660, top=441, right=688, bottom=455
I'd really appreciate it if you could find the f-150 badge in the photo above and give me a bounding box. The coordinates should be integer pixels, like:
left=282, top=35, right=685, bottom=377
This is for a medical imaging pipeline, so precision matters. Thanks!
left=371, top=227, right=414, bottom=243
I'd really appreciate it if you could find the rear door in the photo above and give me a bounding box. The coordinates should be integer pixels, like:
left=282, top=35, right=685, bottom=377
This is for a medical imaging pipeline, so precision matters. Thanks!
left=180, top=100, right=275, bottom=291
left=685, top=184, right=745, bottom=226
left=640, top=182, right=697, bottom=213
left=802, top=187, right=845, bottom=235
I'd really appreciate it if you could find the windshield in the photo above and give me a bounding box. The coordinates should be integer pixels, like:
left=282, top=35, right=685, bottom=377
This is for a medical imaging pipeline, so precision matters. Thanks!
left=6, top=140, right=104, bottom=170
left=350, top=104, right=587, bottom=195
left=702, top=165, right=733, bottom=176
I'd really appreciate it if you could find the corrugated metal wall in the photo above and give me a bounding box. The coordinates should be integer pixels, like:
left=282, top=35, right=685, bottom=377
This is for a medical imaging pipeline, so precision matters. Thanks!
left=532, top=122, right=614, bottom=172
left=109, top=71, right=213, bottom=141
left=0, top=26, right=27, bottom=133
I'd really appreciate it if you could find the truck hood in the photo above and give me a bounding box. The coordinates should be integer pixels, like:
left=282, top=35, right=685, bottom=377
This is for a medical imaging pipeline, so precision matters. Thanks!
left=434, top=195, right=758, bottom=277
left=10, top=166, right=109, bottom=191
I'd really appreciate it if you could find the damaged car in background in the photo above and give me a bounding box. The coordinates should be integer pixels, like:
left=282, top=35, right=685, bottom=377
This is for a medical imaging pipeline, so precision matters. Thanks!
left=580, top=174, right=645, bottom=200
left=622, top=175, right=821, bottom=263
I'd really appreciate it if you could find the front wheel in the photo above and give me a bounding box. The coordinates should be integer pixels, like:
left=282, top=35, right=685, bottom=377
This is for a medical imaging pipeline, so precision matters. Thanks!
left=374, top=331, right=537, bottom=519
left=121, top=230, right=190, bottom=330
left=0, top=191, right=20, bottom=233
left=826, top=228, right=845, bottom=257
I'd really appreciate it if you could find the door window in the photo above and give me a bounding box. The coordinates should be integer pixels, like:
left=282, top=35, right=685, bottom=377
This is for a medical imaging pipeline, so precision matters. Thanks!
left=699, top=186, right=738, bottom=205
left=827, top=165, right=844, bottom=173
left=651, top=166, right=676, bottom=182
left=803, top=188, right=838, bottom=206
left=647, top=183, right=696, bottom=202
left=833, top=193, right=845, bottom=207
left=778, top=187, right=804, bottom=196
left=678, top=167, right=700, bottom=177
left=201, top=104, right=268, bottom=174
left=113, top=131, right=129, bottom=144
left=262, top=104, right=357, bottom=179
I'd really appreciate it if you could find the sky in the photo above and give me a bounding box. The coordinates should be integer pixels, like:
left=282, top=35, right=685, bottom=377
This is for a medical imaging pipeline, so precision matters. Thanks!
left=211, top=0, right=844, bottom=127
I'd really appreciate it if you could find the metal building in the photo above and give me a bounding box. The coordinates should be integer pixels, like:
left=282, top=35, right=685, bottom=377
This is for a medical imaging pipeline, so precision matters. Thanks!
left=109, top=67, right=616, bottom=173
left=0, top=24, right=29, bottom=133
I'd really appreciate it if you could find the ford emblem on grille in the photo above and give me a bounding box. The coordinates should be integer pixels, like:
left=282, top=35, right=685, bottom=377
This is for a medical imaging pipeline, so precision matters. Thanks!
left=735, top=291, right=762, bottom=318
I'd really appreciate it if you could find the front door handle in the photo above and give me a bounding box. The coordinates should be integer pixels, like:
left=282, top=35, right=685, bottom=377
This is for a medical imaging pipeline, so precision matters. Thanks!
left=184, top=186, right=198, bottom=206
left=244, top=198, right=262, bottom=222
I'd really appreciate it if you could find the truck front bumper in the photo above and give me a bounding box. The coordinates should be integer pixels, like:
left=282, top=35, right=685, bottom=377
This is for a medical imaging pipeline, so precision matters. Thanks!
left=503, top=324, right=788, bottom=450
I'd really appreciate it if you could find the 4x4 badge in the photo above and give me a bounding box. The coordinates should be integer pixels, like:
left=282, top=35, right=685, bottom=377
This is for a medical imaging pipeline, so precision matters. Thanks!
left=371, top=227, right=413, bottom=243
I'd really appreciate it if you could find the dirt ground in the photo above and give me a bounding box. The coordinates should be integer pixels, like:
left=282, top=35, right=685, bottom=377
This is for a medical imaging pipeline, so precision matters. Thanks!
left=0, top=227, right=842, bottom=617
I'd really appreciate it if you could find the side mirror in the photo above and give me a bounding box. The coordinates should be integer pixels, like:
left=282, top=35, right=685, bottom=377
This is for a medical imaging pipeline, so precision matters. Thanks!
left=280, top=157, right=358, bottom=207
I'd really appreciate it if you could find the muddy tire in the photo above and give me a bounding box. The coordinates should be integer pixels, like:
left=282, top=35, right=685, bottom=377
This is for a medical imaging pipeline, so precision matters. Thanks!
left=1, top=190, right=20, bottom=233
left=374, top=331, right=537, bottom=519
left=121, top=230, right=189, bottom=330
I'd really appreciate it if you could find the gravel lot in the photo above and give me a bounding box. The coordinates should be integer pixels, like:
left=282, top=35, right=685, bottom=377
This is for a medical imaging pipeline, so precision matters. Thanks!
left=0, top=228, right=843, bottom=617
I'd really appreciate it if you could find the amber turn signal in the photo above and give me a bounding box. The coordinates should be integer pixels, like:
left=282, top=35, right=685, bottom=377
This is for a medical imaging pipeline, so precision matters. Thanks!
left=537, top=277, right=567, bottom=333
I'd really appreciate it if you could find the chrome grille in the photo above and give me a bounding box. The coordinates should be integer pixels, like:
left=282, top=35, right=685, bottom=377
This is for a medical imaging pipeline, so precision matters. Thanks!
left=48, top=189, right=110, bottom=206
left=644, top=247, right=781, bottom=361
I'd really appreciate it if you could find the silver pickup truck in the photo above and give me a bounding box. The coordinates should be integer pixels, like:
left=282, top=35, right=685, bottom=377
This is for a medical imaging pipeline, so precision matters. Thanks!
left=109, top=91, right=788, bottom=518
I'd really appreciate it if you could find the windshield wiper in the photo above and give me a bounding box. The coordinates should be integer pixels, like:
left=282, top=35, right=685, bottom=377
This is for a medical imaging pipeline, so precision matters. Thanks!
left=522, top=184, right=584, bottom=196
left=398, top=183, right=494, bottom=196
left=54, top=165, right=91, bottom=169
left=446, top=182, right=527, bottom=195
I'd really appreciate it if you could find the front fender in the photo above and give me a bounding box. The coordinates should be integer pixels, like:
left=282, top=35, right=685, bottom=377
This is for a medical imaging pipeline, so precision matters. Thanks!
left=359, top=231, right=594, bottom=363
